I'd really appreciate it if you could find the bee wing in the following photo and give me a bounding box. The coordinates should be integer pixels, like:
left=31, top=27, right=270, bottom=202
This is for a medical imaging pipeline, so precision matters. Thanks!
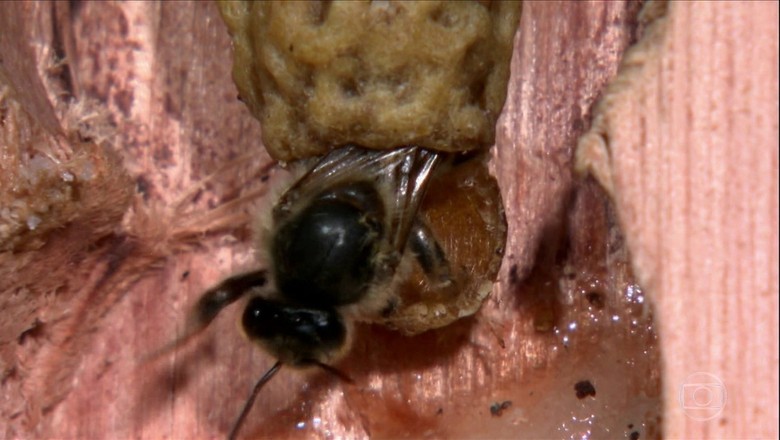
left=276, top=146, right=442, bottom=254
left=373, top=147, right=442, bottom=253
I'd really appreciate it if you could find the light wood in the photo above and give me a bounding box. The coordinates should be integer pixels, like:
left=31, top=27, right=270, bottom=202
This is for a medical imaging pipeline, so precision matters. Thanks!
left=578, top=2, right=779, bottom=438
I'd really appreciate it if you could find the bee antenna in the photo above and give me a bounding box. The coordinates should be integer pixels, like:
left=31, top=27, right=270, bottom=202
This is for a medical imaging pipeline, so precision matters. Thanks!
left=228, top=360, right=284, bottom=440
left=307, top=359, right=355, bottom=385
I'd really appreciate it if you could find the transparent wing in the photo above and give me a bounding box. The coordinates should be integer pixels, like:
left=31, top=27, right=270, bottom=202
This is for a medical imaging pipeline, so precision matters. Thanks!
left=274, top=145, right=443, bottom=255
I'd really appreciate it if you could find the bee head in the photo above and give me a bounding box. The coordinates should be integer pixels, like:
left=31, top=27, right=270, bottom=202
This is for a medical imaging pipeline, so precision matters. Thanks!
left=241, top=296, right=347, bottom=366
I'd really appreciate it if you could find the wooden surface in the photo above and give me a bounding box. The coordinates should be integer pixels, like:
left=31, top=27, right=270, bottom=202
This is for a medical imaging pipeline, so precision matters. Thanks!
left=0, top=1, right=776, bottom=439
left=578, top=2, right=779, bottom=438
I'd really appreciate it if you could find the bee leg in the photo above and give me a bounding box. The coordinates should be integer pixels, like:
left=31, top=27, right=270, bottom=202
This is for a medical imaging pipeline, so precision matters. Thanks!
left=143, top=270, right=268, bottom=363
left=408, top=220, right=453, bottom=287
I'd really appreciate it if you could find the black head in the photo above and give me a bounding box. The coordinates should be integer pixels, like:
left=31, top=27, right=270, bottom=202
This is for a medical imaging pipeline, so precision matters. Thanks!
left=241, top=296, right=347, bottom=366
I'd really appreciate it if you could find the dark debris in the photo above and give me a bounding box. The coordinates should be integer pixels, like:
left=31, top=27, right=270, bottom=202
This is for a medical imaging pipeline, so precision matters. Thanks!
left=575, top=380, right=596, bottom=399
left=490, top=400, right=512, bottom=417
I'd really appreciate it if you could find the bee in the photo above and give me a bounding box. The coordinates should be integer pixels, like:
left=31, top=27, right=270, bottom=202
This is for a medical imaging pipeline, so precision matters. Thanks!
left=167, top=144, right=505, bottom=439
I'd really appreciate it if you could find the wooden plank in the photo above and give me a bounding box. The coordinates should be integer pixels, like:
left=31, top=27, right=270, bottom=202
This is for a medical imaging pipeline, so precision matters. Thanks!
left=578, top=2, right=779, bottom=438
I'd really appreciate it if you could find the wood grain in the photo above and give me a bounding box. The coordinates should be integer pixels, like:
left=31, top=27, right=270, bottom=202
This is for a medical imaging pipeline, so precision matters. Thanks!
left=577, top=2, right=779, bottom=438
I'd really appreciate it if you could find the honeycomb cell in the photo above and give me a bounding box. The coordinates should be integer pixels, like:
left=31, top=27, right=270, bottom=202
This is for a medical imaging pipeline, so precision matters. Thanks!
left=218, top=1, right=521, bottom=161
